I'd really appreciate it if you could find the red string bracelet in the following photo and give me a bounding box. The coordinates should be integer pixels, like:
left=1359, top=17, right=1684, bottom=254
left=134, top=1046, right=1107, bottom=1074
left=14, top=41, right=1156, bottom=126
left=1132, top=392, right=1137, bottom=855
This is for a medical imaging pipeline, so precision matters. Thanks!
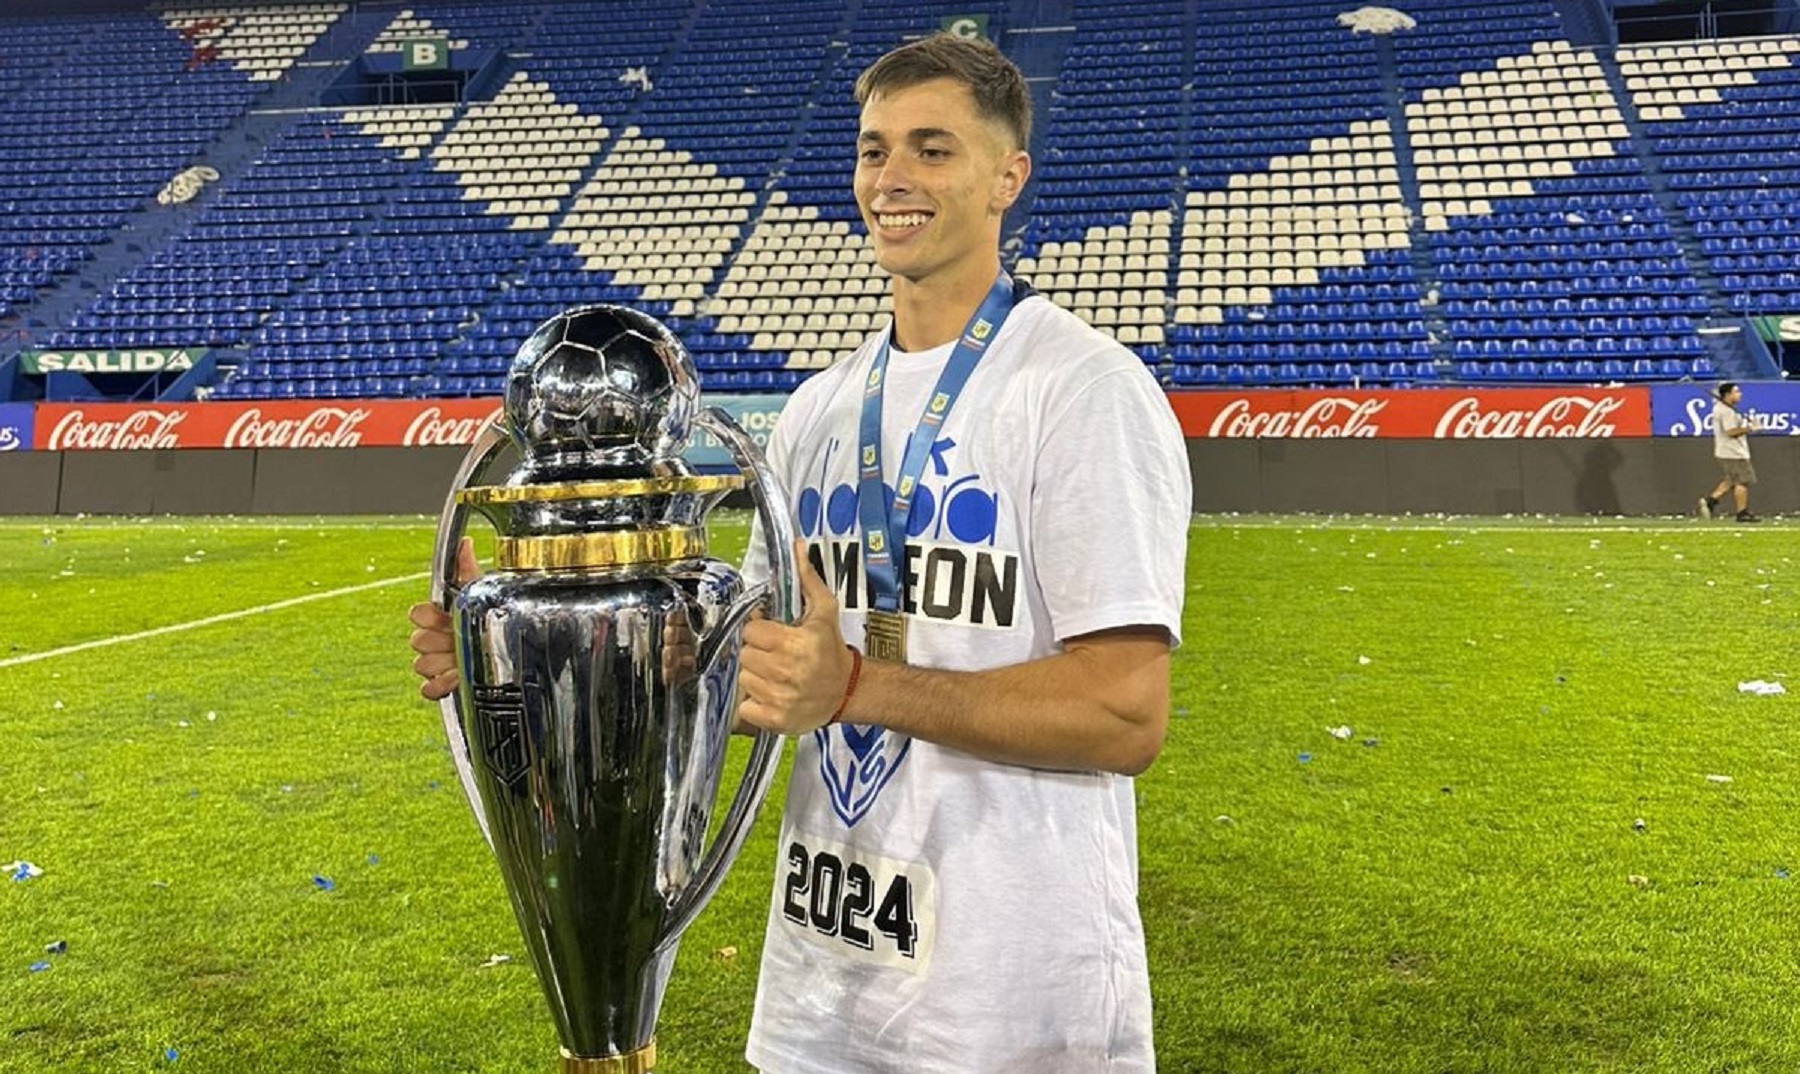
left=829, top=645, right=863, bottom=724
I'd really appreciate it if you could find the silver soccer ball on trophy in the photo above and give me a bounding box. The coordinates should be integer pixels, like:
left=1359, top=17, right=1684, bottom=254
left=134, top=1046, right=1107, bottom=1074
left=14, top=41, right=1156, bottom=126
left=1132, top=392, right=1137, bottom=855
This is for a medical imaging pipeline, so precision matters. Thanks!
left=505, top=308, right=699, bottom=476
left=430, top=305, right=799, bottom=1073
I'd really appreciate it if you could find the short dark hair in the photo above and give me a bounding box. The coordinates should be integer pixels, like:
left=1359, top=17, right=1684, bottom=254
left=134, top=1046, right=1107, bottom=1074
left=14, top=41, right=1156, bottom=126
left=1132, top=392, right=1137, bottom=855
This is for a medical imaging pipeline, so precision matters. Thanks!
left=1717, top=381, right=1739, bottom=400
left=854, top=33, right=1032, bottom=151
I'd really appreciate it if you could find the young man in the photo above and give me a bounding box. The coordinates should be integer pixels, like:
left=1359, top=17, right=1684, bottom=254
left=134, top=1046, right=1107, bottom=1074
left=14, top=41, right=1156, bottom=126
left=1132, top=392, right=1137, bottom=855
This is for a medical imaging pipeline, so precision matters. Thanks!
left=1700, top=381, right=1757, bottom=522
left=731, top=33, right=1190, bottom=1074
left=409, top=32, right=1190, bottom=1074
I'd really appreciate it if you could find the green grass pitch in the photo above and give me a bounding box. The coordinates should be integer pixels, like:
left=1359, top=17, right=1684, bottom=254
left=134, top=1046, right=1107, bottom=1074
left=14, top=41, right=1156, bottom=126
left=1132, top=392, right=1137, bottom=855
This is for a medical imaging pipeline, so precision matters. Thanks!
left=1, top=514, right=1794, bottom=1073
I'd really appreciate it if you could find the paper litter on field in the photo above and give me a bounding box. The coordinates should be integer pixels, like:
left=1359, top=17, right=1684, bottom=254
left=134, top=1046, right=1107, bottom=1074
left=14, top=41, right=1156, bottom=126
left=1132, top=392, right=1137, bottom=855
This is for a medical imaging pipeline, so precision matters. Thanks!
left=1737, top=679, right=1786, bottom=696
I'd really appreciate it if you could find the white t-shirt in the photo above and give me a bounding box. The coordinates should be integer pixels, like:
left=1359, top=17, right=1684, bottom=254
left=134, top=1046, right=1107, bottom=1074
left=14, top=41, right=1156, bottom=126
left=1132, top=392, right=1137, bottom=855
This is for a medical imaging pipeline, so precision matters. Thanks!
left=1713, top=399, right=1750, bottom=459
left=740, top=295, right=1191, bottom=1074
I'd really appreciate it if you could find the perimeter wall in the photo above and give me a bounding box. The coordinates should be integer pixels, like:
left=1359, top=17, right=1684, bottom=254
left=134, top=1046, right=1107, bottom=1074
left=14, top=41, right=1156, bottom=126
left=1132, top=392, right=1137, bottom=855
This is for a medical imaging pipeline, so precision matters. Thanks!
left=3, top=386, right=1797, bottom=516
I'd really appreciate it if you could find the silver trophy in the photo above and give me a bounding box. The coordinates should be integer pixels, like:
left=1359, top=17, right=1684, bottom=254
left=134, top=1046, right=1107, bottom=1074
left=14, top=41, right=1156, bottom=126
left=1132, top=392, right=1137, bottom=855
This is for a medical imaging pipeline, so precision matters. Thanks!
left=429, top=305, right=798, bottom=1074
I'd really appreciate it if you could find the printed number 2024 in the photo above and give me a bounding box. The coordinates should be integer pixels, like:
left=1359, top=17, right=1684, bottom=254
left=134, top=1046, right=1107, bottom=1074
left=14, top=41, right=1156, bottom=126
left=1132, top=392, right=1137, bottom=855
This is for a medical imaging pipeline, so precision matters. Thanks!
left=782, top=841, right=918, bottom=958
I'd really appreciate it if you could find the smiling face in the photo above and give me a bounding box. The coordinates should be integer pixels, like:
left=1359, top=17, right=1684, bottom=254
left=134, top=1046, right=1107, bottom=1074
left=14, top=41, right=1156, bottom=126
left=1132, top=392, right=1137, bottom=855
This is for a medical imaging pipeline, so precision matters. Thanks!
left=854, top=77, right=1029, bottom=294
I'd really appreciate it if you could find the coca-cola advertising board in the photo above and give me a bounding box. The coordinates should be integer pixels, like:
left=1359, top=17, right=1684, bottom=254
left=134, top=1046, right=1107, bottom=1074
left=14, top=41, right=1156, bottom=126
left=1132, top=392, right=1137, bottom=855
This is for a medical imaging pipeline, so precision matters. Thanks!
left=33, top=399, right=504, bottom=451
left=0, top=403, right=31, bottom=452
left=19, top=386, right=1706, bottom=450
left=1651, top=383, right=1800, bottom=437
left=1169, top=388, right=1652, bottom=439
left=27, top=396, right=787, bottom=463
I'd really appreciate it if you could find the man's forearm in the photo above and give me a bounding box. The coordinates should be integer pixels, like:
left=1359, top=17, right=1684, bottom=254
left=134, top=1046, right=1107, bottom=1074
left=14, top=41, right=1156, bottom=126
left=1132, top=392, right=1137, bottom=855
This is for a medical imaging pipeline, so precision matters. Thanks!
left=840, top=630, right=1170, bottom=775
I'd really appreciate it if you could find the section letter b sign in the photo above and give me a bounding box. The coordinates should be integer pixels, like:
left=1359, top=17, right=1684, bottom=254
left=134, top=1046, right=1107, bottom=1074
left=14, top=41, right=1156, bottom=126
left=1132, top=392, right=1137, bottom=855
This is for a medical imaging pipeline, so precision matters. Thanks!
left=402, top=37, right=449, bottom=71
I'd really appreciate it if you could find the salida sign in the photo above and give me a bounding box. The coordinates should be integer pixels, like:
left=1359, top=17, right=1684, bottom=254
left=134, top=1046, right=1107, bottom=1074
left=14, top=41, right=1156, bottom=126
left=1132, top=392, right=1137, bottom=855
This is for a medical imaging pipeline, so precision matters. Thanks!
left=1168, top=388, right=1651, bottom=439
left=19, top=349, right=205, bottom=374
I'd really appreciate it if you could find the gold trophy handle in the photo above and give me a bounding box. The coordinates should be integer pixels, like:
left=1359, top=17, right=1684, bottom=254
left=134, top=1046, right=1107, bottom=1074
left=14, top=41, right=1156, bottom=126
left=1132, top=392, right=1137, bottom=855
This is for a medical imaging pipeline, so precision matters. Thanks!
left=661, top=406, right=797, bottom=942
left=429, top=415, right=512, bottom=851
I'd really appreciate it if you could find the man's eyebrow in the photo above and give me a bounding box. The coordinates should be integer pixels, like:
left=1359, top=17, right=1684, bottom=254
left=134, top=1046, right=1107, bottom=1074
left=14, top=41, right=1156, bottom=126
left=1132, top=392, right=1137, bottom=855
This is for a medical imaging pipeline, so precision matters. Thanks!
left=857, top=127, right=962, bottom=145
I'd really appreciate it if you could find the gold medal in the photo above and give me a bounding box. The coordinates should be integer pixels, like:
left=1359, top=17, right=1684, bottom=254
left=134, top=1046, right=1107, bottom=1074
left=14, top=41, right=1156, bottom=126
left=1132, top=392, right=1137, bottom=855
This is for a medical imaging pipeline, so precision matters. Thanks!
left=864, top=609, right=908, bottom=664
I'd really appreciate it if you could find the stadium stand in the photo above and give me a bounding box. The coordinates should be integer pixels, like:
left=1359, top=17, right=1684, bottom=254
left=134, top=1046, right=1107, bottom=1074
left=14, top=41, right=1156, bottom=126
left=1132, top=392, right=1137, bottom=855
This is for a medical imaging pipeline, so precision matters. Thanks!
left=0, top=0, right=1793, bottom=403
left=1623, top=36, right=1800, bottom=319
left=1159, top=0, right=1426, bottom=387
left=0, top=6, right=270, bottom=334
left=1014, top=0, right=1178, bottom=364
left=1399, top=1, right=1716, bottom=383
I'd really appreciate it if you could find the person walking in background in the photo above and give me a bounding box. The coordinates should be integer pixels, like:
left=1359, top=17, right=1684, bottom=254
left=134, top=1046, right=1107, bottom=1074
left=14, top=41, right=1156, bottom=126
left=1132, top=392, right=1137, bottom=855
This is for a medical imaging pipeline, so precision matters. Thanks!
left=1700, top=381, right=1758, bottom=522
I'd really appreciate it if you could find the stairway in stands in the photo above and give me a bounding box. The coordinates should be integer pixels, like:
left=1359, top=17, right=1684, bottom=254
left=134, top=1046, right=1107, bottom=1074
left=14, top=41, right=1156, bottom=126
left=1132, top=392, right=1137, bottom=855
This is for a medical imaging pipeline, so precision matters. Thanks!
left=1374, top=34, right=1451, bottom=373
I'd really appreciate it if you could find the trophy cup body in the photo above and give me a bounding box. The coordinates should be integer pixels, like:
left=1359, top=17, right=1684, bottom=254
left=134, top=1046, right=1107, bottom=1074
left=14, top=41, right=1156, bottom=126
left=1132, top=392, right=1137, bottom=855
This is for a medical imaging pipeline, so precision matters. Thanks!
left=431, top=306, right=798, bottom=1072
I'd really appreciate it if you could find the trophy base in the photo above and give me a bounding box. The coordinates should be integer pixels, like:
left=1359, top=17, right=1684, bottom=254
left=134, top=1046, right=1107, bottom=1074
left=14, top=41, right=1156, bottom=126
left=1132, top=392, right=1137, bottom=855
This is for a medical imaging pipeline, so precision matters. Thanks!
left=560, top=1041, right=655, bottom=1073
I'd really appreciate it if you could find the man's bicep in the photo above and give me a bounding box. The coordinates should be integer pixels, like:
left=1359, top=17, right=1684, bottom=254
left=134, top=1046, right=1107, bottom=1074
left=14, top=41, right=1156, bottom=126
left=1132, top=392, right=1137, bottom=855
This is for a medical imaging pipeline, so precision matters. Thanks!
left=1030, top=370, right=1190, bottom=647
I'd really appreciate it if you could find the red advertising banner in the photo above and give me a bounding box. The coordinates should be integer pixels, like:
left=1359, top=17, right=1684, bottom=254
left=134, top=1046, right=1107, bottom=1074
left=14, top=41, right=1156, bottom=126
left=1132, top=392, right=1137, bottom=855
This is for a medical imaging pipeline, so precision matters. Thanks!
left=30, top=388, right=1654, bottom=449
left=34, top=399, right=504, bottom=450
left=1168, top=387, right=1653, bottom=439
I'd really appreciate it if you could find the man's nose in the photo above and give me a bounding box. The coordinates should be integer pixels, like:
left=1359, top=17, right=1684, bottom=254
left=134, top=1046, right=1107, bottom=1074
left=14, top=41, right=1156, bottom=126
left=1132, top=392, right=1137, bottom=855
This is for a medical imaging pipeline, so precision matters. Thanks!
left=875, top=156, right=912, bottom=196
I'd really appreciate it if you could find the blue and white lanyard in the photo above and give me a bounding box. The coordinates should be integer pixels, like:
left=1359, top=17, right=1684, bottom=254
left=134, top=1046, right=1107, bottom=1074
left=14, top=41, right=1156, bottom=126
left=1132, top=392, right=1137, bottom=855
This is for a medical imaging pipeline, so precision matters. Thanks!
left=855, top=272, right=1016, bottom=614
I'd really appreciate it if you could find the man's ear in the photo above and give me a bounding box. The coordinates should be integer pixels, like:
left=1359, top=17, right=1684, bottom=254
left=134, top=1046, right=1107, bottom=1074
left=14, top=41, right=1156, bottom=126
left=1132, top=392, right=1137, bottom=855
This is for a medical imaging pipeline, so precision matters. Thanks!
left=993, top=149, right=1031, bottom=212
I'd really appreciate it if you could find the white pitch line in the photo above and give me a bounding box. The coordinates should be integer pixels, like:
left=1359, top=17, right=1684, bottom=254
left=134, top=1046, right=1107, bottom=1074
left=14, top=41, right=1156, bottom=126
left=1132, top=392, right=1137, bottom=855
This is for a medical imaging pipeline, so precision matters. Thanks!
left=0, top=572, right=430, bottom=670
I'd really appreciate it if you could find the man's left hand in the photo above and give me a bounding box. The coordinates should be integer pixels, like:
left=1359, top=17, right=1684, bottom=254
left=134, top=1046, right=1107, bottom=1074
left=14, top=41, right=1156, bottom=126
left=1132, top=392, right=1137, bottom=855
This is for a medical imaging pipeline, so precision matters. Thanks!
left=736, top=540, right=857, bottom=734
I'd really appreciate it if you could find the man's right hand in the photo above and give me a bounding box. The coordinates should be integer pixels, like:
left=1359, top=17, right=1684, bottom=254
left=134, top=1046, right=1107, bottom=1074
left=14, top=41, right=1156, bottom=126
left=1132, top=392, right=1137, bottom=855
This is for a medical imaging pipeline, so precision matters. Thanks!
left=408, top=537, right=480, bottom=701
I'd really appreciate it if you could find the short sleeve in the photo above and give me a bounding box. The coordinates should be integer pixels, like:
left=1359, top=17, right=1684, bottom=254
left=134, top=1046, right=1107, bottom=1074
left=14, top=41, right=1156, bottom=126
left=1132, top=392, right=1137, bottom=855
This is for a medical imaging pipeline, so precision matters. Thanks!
left=1028, top=362, right=1191, bottom=648
left=739, top=408, right=794, bottom=590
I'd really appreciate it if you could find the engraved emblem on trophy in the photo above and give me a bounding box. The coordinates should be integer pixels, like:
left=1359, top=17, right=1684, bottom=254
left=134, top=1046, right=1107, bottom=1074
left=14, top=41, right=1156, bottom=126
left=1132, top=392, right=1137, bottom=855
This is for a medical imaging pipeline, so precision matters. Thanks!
left=429, top=305, right=799, bottom=1073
